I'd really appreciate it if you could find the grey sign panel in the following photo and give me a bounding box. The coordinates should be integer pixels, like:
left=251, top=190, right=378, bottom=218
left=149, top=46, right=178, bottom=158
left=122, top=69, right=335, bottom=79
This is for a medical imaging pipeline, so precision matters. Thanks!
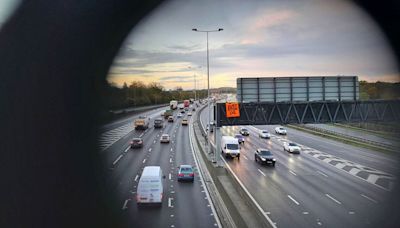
left=237, top=76, right=359, bottom=102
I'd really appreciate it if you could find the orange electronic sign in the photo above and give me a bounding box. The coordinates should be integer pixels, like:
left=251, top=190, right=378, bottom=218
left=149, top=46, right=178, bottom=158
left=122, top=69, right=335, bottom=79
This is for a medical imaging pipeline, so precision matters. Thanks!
left=225, top=102, right=240, bottom=118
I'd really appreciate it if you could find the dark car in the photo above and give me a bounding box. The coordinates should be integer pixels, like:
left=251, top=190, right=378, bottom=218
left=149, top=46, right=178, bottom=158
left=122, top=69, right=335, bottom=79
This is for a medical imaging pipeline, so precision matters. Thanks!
left=239, top=128, right=250, bottom=136
left=130, top=138, right=143, bottom=148
left=234, top=134, right=245, bottom=144
left=177, top=165, right=194, bottom=182
left=180, top=109, right=185, bottom=114
left=254, top=149, right=276, bottom=166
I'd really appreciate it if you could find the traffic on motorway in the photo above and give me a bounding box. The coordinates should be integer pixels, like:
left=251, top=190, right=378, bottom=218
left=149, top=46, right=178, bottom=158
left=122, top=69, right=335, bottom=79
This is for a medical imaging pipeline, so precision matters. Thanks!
left=200, top=104, right=397, bottom=228
left=100, top=99, right=220, bottom=227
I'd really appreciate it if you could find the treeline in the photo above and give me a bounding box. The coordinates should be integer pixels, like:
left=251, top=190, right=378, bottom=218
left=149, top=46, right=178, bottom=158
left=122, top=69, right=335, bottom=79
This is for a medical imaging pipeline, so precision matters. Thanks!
left=102, top=81, right=208, bottom=110
left=359, top=81, right=400, bottom=100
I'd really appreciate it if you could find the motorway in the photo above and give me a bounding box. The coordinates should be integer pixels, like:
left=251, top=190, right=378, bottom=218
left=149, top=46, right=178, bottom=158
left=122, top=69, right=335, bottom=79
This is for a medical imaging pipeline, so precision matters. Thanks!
left=99, top=106, right=219, bottom=228
left=200, top=106, right=399, bottom=228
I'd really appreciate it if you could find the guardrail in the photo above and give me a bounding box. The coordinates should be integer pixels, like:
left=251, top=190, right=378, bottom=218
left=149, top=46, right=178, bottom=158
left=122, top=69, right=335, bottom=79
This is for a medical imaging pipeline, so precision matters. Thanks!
left=292, top=124, right=397, bottom=152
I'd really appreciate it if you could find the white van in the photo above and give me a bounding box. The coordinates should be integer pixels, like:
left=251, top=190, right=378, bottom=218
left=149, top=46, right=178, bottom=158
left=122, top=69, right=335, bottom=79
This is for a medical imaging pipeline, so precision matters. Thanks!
left=136, top=166, right=165, bottom=205
left=221, top=136, right=240, bottom=159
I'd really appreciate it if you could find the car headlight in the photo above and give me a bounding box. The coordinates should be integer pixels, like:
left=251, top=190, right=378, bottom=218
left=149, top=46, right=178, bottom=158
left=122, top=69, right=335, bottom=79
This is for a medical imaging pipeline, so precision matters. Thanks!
left=272, top=158, right=276, bottom=161
left=261, top=158, right=266, bottom=161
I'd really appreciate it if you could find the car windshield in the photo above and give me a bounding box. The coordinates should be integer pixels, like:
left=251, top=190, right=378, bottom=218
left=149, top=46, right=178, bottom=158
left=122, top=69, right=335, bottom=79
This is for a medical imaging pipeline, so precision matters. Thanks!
left=289, top=143, right=297, bottom=146
left=242, top=129, right=248, bottom=131
left=260, top=150, right=272, bottom=156
left=132, top=139, right=141, bottom=142
left=262, top=130, right=268, bottom=133
left=235, top=134, right=243, bottom=138
left=180, top=167, right=193, bottom=173
left=227, top=144, right=239, bottom=150
left=280, top=128, right=285, bottom=130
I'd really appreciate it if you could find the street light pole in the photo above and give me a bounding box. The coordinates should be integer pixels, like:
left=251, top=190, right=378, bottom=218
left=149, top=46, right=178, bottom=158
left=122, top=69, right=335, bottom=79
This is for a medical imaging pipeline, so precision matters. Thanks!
left=192, top=28, right=223, bottom=158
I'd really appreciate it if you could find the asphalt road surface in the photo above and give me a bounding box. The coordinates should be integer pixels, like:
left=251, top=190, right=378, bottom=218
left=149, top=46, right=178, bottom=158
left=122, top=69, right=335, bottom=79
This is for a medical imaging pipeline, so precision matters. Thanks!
left=100, top=107, right=219, bottom=228
left=200, top=106, right=398, bottom=228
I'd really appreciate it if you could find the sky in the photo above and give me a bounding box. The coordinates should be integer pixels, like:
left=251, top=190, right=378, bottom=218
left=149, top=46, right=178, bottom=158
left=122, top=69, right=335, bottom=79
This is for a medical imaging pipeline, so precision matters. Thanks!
left=108, top=0, right=399, bottom=90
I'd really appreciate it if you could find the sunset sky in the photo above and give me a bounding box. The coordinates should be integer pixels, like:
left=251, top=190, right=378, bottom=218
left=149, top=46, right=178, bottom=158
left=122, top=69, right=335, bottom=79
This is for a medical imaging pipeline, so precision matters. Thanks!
left=107, top=0, right=399, bottom=90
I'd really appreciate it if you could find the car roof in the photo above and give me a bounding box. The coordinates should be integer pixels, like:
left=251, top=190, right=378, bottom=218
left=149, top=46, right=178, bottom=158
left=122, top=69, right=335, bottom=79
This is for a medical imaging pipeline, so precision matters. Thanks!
left=162, top=134, right=169, bottom=136
left=257, top=148, right=270, bottom=152
left=179, top=165, right=193, bottom=168
left=142, top=166, right=161, bottom=176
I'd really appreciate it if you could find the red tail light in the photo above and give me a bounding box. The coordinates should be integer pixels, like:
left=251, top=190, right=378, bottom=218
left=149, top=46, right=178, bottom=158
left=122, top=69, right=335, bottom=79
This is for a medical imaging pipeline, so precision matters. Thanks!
left=178, top=173, right=184, bottom=177
left=189, top=173, right=194, bottom=177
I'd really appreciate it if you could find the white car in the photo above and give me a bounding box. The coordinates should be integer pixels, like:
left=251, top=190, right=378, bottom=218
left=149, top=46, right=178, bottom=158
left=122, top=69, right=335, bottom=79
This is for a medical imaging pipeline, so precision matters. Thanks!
left=275, top=126, right=287, bottom=135
left=283, top=142, right=301, bottom=153
left=259, top=130, right=271, bottom=139
left=160, top=134, right=170, bottom=143
left=187, top=112, right=192, bottom=116
left=177, top=113, right=183, bottom=118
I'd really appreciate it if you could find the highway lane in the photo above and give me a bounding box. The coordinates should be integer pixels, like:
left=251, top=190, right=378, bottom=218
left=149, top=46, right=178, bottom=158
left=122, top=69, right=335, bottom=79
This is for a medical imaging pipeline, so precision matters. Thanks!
left=100, top=107, right=218, bottom=227
left=200, top=106, right=397, bottom=228
left=306, top=123, right=398, bottom=148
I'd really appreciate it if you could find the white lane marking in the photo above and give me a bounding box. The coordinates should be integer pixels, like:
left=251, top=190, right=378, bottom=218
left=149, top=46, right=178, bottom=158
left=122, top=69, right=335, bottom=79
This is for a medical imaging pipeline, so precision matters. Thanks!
left=170, top=148, right=173, bottom=152
left=316, top=170, right=328, bottom=177
left=325, top=194, right=342, bottom=205
left=134, top=175, right=139, bottom=182
left=148, top=148, right=152, bottom=152
left=170, top=158, right=172, bottom=163
left=317, top=221, right=322, bottom=226
left=124, top=146, right=130, bottom=152
left=153, top=140, right=156, bottom=144
left=258, top=169, right=266, bottom=177
left=302, top=212, right=309, bottom=215
left=361, top=194, right=378, bottom=203
left=349, top=211, right=355, bottom=215
left=122, top=199, right=131, bottom=210
left=112, top=154, right=123, bottom=166
left=168, top=198, right=173, bottom=208
left=169, top=173, right=172, bottom=180
left=242, top=155, right=248, bottom=160
left=189, top=114, right=222, bottom=228
left=288, top=195, right=300, bottom=205
left=142, top=159, right=146, bottom=164
left=139, top=133, right=144, bottom=137
left=289, top=170, right=297, bottom=176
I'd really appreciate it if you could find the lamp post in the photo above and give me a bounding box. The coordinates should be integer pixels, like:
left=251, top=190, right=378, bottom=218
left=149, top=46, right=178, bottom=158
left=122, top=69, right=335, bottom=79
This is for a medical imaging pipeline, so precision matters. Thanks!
left=192, top=28, right=223, bottom=158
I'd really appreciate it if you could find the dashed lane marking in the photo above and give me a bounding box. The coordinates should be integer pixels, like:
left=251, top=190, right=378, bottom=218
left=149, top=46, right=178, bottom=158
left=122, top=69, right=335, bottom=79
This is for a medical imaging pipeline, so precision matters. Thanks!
left=122, top=199, right=131, bottom=210
left=325, top=194, right=342, bottom=205
left=258, top=169, right=266, bottom=177
left=361, top=194, right=378, bottom=203
left=142, top=159, right=146, bottom=164
left=168, top=198, right=173, bottom=208
left=134, top=175, right=139, bottom=182
left=289, top=170, right=297, bottom=176
left=124, top=147, right=130, bottom=153
left=112, top=154, right=123, bottom=166
left=288, top=195, right=300, bottom=205
left=316, top=170, right=328, bottom=177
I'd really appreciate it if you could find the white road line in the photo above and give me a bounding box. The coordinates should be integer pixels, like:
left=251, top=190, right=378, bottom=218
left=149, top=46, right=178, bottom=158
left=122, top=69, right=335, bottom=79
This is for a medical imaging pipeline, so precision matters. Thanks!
left=170, top=158, right=172, bottom=163
left=302, top=212, right=309, bottom=215
left=153, top=140, right=156, bottom=143
left=142, top=159, right=146, bottom=164
left=148, top=148, right=152, bottom=152
left=168, top=198, right=173, bottom=208
left=288, top=195, right=300, bottom=205
left=139, top=133, right=143, bottom=137
left=170, top=148, right=173, bottom=151
left=349, top=211, right=355, bottom=215
left=122, top=199, right=131, bottom=210
left=316, top=170, right=328, bottom=177
left=242, top=155, right=248, bottom=160
left=258, top=169, right=266, bottom=177
left=289, top=170, right=297, bottom=176
left=112, top=154, right=123, bottom=166
left=124, top=147, right=130, bottom=153
left=361, top=194, right=378, bottom=203
left=134, top=175, right=139, bottom=182
left=325, top=194, right=342, bottom=205
left=169, top=173, right=172, bottom=180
